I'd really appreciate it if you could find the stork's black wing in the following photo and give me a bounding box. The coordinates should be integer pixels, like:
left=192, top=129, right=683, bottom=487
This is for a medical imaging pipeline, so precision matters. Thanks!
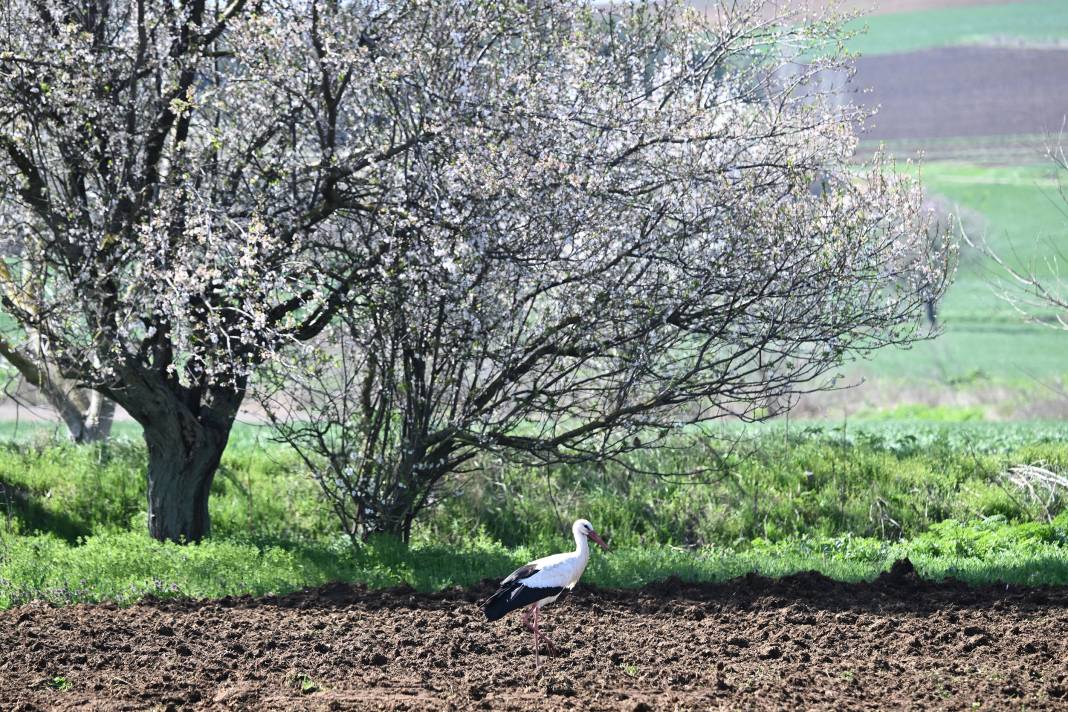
left=501, top=563, right=539, bottom=585
left=482, top=563, right=563, bottom=621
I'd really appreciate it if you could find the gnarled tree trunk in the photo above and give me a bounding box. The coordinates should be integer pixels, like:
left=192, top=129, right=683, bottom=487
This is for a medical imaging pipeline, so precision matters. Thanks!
left=111, top=374, right=243, bottom=543
left=142, top=416, right=231, bottom=542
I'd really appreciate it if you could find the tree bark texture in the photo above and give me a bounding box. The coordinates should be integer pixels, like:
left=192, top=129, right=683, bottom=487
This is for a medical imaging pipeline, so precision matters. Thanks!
left=113, top=374, right=242, bottom=543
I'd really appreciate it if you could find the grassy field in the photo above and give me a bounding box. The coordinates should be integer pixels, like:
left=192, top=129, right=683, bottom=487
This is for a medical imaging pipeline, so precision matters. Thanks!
left=833, top=3, right=1068, bottom=405
left=3, top=421, right=1068, bottom=607
left=845, top=0, right=1068, bottom=55
left=861, top=162, right=1068, bottom=385
left=836, top=3, right=1068, bottom=388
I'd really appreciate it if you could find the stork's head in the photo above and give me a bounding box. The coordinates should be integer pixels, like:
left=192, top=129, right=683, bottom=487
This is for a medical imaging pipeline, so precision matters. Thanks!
left=573, top=518, right=609, bottom=551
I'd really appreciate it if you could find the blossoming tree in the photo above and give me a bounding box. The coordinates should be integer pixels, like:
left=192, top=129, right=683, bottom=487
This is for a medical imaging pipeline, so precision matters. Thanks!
left=256, top=1, right=955, bottom=541
left=1, top=0, right=577, bottom=540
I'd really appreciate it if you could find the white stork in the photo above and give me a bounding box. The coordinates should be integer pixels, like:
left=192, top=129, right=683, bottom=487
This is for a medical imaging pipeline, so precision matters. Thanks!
left=482, top=518, right=609, bottom=667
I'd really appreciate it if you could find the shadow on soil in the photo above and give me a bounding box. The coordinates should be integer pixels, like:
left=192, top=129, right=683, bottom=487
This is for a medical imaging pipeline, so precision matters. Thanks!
left=138, top=559, right=1068, bottom=617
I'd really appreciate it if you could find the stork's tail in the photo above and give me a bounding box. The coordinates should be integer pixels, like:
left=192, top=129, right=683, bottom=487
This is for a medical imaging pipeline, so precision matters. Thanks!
left=481, top=584, right=517, bottom=621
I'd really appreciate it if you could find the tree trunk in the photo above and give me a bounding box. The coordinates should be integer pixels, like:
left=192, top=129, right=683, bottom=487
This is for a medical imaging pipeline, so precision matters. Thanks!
left=81, top=390, right=115, bottom=443
left=143, top=416, right=232, bottom=542
left=0, top=336, right=115, bottom=443
left=113, top=375, right=243, bottom=543
left=59, top=387, right=116, bottom=443
left=362, top=506, right=414, bottom=543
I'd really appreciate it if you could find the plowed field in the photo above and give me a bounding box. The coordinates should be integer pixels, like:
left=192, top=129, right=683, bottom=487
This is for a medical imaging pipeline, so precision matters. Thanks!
left=3, top=561, right=1068, bottom=710
left=853, top=46, right=1068, bottom=142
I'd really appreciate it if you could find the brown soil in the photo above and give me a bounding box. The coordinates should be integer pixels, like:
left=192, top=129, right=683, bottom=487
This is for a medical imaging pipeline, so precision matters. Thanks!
left=3, top=561, right=1068, bottom=710
left=697, top=1, right=1027, bottom=18
left=851, top=47, right=1068, bottom=143
left=847, top=0, right=1026, bottom=12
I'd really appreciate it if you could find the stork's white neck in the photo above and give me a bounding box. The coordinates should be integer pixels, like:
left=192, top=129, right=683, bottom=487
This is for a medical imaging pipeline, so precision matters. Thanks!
left=573, top=528, right=589, bottom=559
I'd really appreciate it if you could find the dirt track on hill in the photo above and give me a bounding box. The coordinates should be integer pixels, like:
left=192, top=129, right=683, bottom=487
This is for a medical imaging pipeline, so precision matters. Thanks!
left=3, top=561, right=1068, bottom=711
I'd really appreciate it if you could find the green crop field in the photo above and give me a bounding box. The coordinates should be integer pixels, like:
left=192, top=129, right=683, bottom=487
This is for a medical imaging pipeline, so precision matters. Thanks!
left=844, top=0, right=1068, bottom=56
left=862, top=162, right=1068, bottom=384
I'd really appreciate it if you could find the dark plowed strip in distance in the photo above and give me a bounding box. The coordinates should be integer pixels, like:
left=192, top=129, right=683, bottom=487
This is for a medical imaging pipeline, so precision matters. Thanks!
left=849, top=47, right=1068, bottom=141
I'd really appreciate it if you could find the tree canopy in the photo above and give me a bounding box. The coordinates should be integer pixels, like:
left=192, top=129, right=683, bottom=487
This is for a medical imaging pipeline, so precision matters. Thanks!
left=0, top=0, right=954, bottom=542
left=256, top=0, right=954, bottom=540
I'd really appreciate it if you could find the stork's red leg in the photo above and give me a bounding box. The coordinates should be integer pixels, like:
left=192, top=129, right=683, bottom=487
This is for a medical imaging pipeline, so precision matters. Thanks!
left=522, top=604, right=537, bottom=634
left=537, top=618, right=558, bottom=656
left=532, top=605, right=540, bottom=670
left=531, top=605, right=559, bottom=657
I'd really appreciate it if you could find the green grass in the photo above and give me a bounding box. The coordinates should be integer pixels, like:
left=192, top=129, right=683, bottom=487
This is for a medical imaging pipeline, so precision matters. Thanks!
left=428, top=420, right=1068, bottom=550
left=924, top=163, right=1065, bottom=318
left=851, top=403, right=986, bottom=421
left=0, top=427, right=334, bottom=543
left=6, top=421, right=1068, bottom=550
left=864, top=162, right=1068, bottom=383
left=845, top=0, right=1068, bottom=56
left=2, top=422, right=1068, bottom=607
left=4, top=513, right=1068, bottom=607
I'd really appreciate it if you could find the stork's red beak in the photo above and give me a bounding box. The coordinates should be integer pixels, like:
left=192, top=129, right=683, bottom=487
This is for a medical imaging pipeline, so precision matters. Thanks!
left=588, top=530, right=609, bottom=552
